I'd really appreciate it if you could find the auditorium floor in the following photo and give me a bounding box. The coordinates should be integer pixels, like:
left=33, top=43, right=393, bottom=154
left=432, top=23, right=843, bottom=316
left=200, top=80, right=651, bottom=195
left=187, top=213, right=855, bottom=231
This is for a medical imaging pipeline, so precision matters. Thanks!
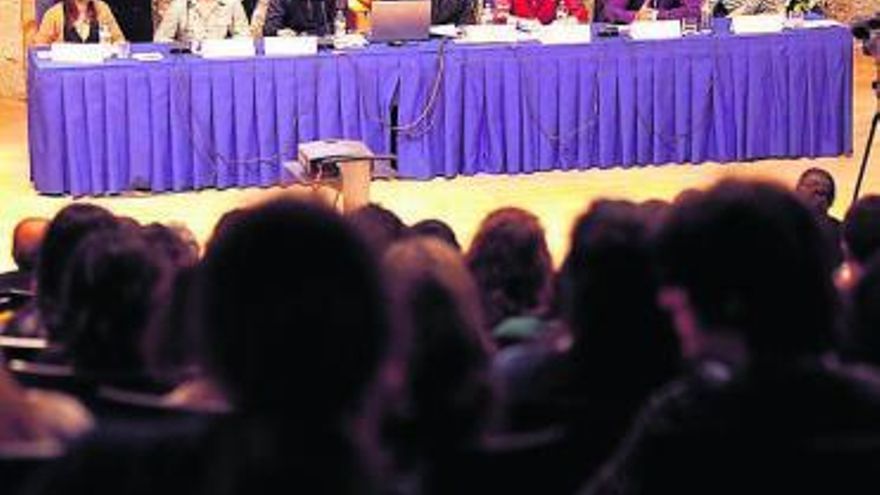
left=1, top=49, right=877, bottom=271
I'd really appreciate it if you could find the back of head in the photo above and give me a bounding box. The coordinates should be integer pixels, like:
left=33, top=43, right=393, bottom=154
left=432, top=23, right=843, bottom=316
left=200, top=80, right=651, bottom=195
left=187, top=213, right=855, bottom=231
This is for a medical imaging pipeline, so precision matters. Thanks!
left=849, top=255, right=880, bottom=367
left=844, top=195, right=880, bottom=265
left=346, top=204, right=408, bottom=255
left=467, top=207, right=553, bottom=329
left=411, top=219, right=461, bottom=251
left=11, top=217, right=49, bottom=273
left=383, top=237, right=492, bottom=453
left=656, top=180, right=836, bottom=359
left=141, top=223, right=200, bottom=270
left=37, top=204, right=118, bottom=341
left=61, top=227, right=172, bottom=386
left=198, top=198, right=388, bottom=420
left=796, top=167, right=836, bottom=214
left=562, top=200, right=680, bottom=390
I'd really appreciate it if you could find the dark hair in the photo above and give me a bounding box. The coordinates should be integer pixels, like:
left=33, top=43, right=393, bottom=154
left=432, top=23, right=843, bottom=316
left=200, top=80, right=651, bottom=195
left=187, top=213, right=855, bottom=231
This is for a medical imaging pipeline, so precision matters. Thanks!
left=562, top=200, right=680, bottom=392
left=796, top=167, right=837, bottom=209
left=467, top=208, right=553, bottom=329
left=37, top=204, right=118, bottom=341
left=844, top=195, right=880, bottom=264
left=347, top=204, right=408, bottom=254
left=142, top=223, right=199, bottom=269
left=63, top=0, right=98, bottom=27
left=11, top=218, right=48, bottom=272
left=383, top=237, right=493, bottom=456
left=61, top=227, right=172, bottom=386
left=197, top=198, right=389, bottom=419
left=656, top=180, right=837, bottom=357
left=411, top=219, right=461, bottom=251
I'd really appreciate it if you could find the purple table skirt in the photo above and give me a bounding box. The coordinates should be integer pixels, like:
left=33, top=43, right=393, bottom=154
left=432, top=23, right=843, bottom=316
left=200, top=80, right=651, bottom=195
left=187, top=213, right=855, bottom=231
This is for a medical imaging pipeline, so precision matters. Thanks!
left=28, top=27, right=853, bottom=195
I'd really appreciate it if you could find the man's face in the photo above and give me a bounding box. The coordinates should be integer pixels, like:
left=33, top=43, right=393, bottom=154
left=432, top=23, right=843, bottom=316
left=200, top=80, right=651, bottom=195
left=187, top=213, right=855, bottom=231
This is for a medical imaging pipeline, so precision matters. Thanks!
left=796, top=173, right=834, bottom=214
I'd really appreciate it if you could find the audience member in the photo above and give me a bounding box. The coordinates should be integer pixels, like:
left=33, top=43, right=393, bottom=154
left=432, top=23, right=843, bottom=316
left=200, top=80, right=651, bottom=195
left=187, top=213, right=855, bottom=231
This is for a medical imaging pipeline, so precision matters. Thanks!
left=841, top=195, right=880, bottom=288
left=24, top=198, right=391, bottom=495
left=493, top=200, right=681, bottom=492
left=154, top=0, right=250, bottom=43
left=0, top=218, right=48, bottom=294
left=410, top=219, right=461, bottom=251
left=795, top=167, right=843, bottom=268
left=467, top=208, right=554, bottom=346
left=141, top=223, right=200, bottom=270
left=347, top=204, right=409, bottom=255
left=32, top=0, right=125, bottom=45
left=583, top=180, right=880, bottom=495
left=846, top=255, right=880, bottom=368
left=59, top=227, right=174, bottom=393
left=5, top=205, right=117, bottom=342
left=381, top=237, right=493, bottom=492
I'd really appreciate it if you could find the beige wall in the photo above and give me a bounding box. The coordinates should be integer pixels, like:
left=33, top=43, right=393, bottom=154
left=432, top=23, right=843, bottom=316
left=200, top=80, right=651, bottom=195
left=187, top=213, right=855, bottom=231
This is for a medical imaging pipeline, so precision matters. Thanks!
left=0, top=0, right=26, bottom=99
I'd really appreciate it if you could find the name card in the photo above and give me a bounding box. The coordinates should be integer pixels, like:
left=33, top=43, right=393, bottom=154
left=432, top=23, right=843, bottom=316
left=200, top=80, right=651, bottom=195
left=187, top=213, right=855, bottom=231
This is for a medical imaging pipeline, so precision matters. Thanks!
left=264, top=36, right=318, bottom=56
left=731, top=14, right=785, bottom=35
left=629, top=20, right=682, bottom=40
left=537, top=24, right=592, bottom=45
left=200, top=38, right=256, bottom=59
left=457, top=24, right=520, bottom=44
left=49, top=43, right=111, bottom=64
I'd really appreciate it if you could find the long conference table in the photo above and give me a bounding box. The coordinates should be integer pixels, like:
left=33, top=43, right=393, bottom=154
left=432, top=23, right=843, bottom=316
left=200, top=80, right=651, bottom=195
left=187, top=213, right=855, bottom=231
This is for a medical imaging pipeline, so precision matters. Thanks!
left=28, top=21, right=853, bottom=196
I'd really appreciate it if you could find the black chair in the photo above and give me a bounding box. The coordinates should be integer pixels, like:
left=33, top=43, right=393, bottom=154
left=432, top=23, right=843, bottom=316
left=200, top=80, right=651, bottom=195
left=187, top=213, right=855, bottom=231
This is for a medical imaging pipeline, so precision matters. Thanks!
left=0, top=336, right=48, bottom=362
left=0, top=289, right=33, bottom=314
left=7, top=359, right=93, bottom=397
left=0, top=440, right=63, bottom=494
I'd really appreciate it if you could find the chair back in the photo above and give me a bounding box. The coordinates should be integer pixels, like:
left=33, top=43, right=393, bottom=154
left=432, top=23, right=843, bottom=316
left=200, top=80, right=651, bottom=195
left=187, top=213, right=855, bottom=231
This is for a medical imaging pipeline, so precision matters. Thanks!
left=0, top=441, right=63, bottom=494
left=7, top=359, right=92, bottom=397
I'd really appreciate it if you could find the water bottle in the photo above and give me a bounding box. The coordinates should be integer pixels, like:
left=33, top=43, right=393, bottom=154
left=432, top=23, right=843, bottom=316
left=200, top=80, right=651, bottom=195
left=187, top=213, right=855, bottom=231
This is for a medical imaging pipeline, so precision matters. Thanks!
left=99, top=22, right=111, bottom=45
left=556, top=1, right=570, bottom=24
left=334, top=7, right=347, bottom=36
left=481, top=0, right=494, bottom=25
left=699, top=0, right=713, bottom=33
left=495, top=0, right=510, bottom=24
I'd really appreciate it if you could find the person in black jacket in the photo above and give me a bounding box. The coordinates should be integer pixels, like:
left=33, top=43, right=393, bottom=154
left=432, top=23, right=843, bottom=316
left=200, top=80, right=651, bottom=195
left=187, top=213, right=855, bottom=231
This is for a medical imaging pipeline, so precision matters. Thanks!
left=262, top=0, right=337, bottom=35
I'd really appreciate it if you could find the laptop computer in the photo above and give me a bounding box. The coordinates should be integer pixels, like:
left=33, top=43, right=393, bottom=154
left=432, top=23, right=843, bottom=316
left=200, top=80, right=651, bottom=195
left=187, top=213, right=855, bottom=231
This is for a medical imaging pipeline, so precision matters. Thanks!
left=369, top=0, right=432, bottom=43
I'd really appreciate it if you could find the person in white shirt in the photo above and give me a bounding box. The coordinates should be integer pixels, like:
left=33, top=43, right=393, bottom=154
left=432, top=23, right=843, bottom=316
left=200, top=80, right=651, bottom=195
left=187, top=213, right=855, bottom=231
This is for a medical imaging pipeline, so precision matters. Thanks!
left=154, top=0, right=250, bottom=42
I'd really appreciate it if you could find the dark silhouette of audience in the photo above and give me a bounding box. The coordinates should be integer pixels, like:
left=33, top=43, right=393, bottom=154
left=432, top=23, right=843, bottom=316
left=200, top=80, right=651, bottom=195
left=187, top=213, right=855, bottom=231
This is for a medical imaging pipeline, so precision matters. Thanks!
left=795, top=167, right=843, bottom=268
left=583, top=180, right=880, bottom=495
left=381, top=236, right=494, bottom=494
left=410, top=219, right=461, bottom=251
left=0, top=218, right=48, bottom=294
left=347, top=203, right=409, bottom=255
left=492, top=200, right=681, bottom=493
left=467, top=207, right=554, bottom=347
left=6, top=177, right=880, bottom=495
left=59, top=227, right=174, bottom=394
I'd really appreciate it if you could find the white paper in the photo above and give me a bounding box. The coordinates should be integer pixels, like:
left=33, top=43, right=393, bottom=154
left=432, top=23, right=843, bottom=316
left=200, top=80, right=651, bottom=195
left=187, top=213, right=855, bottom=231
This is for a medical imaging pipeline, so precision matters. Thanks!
left=456, top=24, right=520, bottom=44
left=49, top=43, right=110, bottom=64
left=200, top=38, right=256, bottom=59
left=629, top=20, right=682, bottom=40
left=264, top=36, right=318, bottom=56
left=731, top=14, right=785, bottom=35
left=537, top=24, right=592, bottom=45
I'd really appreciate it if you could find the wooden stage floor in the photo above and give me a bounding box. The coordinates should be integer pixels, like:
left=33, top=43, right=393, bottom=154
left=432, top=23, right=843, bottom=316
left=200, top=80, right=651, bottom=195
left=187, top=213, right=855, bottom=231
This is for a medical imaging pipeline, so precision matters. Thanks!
left=1, top=48, right=876, bottom=271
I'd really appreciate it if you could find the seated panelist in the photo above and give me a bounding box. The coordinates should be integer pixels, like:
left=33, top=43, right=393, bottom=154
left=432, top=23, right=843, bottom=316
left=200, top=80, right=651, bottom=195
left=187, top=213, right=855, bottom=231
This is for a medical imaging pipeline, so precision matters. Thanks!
left=154, top=0, right=251, bottom=42
left=601, top=0, right=700, bottom=23
left=32, top=0, right=125, bottom=45
left=262, top=0, right=337, bottom=36
left=512, top=0, right=591, bottom=24
left=717, top=0, right=784, bottom=15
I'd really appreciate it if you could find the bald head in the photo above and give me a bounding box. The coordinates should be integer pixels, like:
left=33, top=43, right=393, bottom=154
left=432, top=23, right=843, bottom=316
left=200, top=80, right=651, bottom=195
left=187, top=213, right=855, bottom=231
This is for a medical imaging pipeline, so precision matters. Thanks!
left=13, top=218, right=49, bottom=272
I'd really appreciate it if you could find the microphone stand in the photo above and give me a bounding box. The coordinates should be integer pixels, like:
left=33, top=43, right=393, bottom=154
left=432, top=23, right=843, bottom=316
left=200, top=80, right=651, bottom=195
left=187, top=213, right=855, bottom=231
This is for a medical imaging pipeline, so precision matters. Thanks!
left=852, top=54, right=880, bottom=203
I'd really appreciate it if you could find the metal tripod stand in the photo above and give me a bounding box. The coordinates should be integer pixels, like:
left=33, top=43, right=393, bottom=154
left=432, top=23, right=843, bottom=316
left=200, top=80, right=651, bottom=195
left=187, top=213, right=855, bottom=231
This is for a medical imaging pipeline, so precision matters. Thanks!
left=853, top=62, right=880, bottom=203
